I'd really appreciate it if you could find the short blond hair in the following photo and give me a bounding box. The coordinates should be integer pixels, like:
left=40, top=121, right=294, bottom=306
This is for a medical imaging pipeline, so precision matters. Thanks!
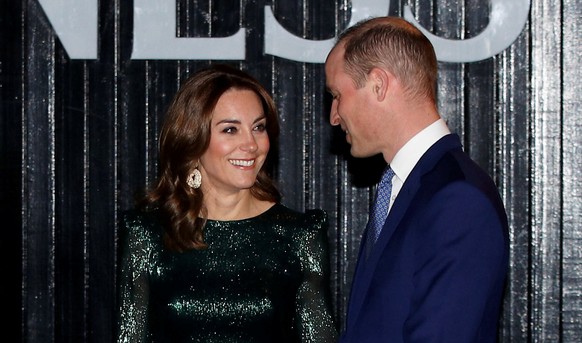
left=336, top=16, right=437, bottom=102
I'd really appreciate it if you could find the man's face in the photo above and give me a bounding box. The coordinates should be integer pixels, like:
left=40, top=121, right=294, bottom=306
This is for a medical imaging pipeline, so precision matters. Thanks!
left=325, top=46, right=382, bottom=158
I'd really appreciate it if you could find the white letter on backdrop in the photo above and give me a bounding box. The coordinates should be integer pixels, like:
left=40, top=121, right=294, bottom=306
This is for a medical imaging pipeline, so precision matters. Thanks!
left=264, top=0, right=390, bottom=63
left=131, top=0, right=245, bottom=60
left=404, top=0, right=530, bottom=62
left=37, top=0, right=98, bottom=59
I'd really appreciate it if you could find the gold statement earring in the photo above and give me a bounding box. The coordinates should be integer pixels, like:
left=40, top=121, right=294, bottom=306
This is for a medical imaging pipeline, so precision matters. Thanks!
left=187, top=168, right=202, bottom=189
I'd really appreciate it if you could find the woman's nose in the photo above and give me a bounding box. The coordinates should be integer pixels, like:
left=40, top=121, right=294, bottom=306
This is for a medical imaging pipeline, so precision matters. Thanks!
left=241, top=133, right=258, bottom=152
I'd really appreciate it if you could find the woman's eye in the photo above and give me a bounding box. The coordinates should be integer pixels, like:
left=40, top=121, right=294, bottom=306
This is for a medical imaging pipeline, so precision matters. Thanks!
left=254, top=123, right=267, bottom=132
left=222, top=127, right=237, bottom=134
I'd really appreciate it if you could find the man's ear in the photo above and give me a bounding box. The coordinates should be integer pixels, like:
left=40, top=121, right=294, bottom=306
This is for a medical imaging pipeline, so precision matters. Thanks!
left=369, top=67, right=390, bottom=101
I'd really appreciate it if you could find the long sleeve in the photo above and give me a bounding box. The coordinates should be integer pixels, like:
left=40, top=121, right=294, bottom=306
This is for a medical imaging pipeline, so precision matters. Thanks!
left=294, top=210, right=338, bottom=343
left=116, top=211, right=156, bottom=343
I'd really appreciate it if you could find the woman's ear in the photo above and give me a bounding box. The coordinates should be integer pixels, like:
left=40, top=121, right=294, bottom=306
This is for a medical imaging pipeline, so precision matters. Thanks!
left=369, top=67, right=390, bottom=101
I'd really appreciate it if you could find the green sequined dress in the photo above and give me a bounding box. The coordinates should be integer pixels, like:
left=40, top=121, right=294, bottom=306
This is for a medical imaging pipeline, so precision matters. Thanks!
left=117, top=203, right=338, bottom=343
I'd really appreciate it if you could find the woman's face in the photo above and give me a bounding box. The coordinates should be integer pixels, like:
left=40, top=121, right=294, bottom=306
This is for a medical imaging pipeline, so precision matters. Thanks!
left=198, top=88, right=270, bottom=195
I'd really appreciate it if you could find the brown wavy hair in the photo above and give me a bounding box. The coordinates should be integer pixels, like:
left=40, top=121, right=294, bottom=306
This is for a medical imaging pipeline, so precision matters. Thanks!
left=141, top=64, right=281, bottom=252
left=336, top=16, right=438, bottom=102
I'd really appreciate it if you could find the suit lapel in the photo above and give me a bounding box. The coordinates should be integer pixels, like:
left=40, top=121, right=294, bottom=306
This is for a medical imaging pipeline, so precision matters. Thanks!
left=345, top=134, right=462, bottom=330
left=346, top=175, right=420, bottom=327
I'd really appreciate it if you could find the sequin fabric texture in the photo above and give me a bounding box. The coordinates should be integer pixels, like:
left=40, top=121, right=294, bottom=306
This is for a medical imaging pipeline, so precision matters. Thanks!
left=117, top=204, right=338, bottom=342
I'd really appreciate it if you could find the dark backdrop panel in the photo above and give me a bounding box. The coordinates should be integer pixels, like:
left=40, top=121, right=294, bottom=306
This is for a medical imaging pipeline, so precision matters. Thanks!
left=1, top=1, right=23, bottom=342
left=2, top=0, right=581, bottom=342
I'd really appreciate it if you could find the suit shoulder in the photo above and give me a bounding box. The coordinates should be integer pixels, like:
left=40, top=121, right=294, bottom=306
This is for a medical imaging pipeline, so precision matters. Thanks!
left=423, top=151, right=498, bottom=194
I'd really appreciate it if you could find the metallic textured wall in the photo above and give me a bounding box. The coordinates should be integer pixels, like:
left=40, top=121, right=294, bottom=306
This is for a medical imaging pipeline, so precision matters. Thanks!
left=1, top=0, right=581, bottom=342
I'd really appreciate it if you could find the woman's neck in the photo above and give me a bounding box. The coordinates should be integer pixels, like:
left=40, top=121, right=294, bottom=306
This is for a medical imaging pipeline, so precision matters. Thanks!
left=203, top=190, right=273, bottom=221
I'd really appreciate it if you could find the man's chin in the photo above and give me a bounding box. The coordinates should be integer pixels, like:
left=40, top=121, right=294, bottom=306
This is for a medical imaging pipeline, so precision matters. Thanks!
left=349, top=146, right=378, bottom=159
left=349, top=146, right=366, bottom=158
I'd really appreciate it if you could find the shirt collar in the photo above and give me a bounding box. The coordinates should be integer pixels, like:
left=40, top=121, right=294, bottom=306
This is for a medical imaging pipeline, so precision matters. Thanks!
left=390, top=119, right=451, bottom=183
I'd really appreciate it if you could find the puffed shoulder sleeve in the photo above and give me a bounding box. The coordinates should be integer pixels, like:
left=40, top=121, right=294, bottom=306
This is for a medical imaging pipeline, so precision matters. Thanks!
left=294, top=209, right=338, bottom=343
left=116, top=210, right=159, bottom=343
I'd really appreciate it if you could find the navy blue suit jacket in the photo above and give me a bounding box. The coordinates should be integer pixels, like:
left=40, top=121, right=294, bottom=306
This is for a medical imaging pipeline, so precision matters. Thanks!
left=340, top=134, right=509, bottom=343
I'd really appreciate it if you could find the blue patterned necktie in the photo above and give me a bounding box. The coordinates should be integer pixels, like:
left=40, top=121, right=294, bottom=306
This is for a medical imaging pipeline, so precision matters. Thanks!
left=365, top=166, right=395, bottom=259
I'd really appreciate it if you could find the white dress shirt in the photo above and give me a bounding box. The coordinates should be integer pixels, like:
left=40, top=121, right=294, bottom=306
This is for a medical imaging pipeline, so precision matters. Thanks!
left=385, top=119, right=451, bottom=213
